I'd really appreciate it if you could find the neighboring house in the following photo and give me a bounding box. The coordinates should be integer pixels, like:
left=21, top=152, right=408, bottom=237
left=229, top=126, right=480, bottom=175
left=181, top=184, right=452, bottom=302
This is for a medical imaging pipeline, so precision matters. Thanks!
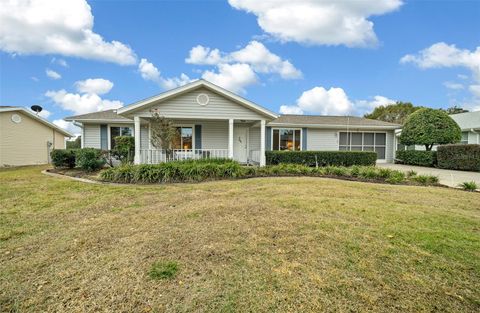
left=0, top=106, right=72, bottom=166
left=65, top=80, right=401, bottom=166
left=395, top=110, right=480, bottom=151
left=450, top=111, right=480, bottom=144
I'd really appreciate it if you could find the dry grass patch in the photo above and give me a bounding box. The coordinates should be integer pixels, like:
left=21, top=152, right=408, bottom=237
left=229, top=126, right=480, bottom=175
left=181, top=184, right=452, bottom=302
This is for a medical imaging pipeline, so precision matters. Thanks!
left=0, top=166, right=479, bottom=312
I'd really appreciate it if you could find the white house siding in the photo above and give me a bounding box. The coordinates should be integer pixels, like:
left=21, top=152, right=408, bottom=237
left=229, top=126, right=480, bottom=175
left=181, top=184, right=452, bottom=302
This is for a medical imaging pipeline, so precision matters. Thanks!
left=249, top=126, right=261, bottom=151
left=386, top=130, right=394, bottom=162
left=468, top=131, right=479, bottom=144
left=137, top=88, right=266, bottom=120
left=306, top=129, right=338, bottom=151
left=83, top=124, right=101, bottom=148
left=140, top=125, right=149, bottom=149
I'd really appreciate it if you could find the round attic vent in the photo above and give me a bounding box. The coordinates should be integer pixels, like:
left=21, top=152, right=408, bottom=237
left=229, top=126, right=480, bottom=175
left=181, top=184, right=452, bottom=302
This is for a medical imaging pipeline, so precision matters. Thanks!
left=196, top=93, right=209, bottom=106
left=11, top=114, right=22, bottom=124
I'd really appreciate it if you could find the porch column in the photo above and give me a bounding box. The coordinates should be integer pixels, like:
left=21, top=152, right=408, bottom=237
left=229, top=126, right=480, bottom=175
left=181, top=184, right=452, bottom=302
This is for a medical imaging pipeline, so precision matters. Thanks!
left=260, top=119, right=266, bottom=166
left=228, top=118, right=234, bottom=159
left=134, top=116, right=141, bottom=164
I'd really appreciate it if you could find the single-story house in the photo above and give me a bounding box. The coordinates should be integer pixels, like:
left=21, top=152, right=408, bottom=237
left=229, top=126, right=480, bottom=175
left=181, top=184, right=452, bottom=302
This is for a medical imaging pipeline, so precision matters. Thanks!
left=0, top=106, right=73, bottom=166
left=395, top=110, right=480, bottom=151
left=65, top=80, right=401, bottom=166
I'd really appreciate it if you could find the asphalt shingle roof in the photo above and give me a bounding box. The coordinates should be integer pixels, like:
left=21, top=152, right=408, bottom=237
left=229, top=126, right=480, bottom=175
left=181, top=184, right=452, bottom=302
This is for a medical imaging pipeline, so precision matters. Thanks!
left=64, top=109, right=131, bottom=121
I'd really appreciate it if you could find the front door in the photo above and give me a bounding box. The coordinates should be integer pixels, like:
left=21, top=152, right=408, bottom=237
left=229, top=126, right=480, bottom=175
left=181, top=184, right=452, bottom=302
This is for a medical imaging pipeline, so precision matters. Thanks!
left=233, top=126, right=248, bottom=163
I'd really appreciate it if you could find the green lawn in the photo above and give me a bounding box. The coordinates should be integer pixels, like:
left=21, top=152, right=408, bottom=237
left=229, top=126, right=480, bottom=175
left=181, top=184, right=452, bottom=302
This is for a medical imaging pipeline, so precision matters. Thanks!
left=1, top=166, right=479, bottom=312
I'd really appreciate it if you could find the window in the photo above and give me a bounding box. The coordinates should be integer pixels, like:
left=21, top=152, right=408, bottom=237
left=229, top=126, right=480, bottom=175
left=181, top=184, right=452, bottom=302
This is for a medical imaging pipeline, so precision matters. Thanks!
left=272, top=128, right=301, bottom=151
left=461, top=132, right=469, bottom=144
left=172, top=127, right=193, bottom=150
left=110, top=126, right=132, bottom=149
left=339, top=132, right=387, bottom=159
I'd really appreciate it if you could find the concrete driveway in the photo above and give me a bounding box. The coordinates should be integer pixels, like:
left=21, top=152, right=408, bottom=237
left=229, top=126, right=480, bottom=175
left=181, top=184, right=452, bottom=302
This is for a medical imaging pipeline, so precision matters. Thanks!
left=377, top=163, right=480, bottom=188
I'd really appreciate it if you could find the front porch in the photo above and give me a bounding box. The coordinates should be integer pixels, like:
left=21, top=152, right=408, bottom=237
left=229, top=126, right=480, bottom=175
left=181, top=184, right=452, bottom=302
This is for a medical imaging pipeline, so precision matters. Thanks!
left=133, top=117, right=266, bottom=166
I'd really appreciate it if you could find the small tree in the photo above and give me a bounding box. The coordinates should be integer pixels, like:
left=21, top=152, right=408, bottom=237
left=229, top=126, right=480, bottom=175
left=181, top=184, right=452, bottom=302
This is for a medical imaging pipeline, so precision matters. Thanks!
left=111, top=136, right=135, bottom=164
left=400, top=108, right=462, bottom=151
left=364, top=101, right=422, bottom=124
left=150, top=111, right=177, bottom=152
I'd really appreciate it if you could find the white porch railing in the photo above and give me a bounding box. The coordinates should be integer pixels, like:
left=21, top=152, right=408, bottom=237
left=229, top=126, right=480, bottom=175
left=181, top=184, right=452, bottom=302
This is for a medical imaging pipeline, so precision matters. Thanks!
left=139, top=149, right=229, bottom=164
left=250, top=150, right=261, bottom=164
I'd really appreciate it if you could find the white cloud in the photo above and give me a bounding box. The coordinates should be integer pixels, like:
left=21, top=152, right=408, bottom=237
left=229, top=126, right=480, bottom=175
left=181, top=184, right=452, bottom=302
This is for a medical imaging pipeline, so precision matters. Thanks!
left=186, top=46, right=223, bottom=65
left=202, top=63, right=257, bottom=94
left=51, top=57, right=68, bottom=67
left=46, top=68, right=61, bottom=80
left=228, top=0, right=402, bottom=47
left=45, top=90, right=123, bottom=115
left=138, top=58, right=193, bottom=90
left=31, top=76, right=39, bottom=82
left=401, top=43, right=480, bottom=110
left=279, top=86, right=395, bottom=116
left=75, top=78, right=113, bottom=95
left=53, top=119, right=81, bottom=136
left=443, top=81, right=464, bottom=90
left=0, top=0, right=136, bottom=65
left=186, top=41, right=302, bottom=79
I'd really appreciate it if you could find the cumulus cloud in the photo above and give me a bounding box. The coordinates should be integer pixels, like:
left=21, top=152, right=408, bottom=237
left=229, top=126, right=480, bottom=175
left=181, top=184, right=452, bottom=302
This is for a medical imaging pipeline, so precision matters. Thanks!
left=186, top=41, right=302, bottom=79
left=401, top=42, right=480, bottom=110
left=46, top=78, right=123, bottom=115
left=51, top=57, right=68, bottom=67
left=202, top=63, right=257, bottom=94
left=46, top=69, right=61, bottom=80
left=279, top=86, right=395, bottom=116
left=138, top=58, right=193, bottom=90
left=228, top=0, right=402, bottom=47
left=0, top=0, right=136, bottom=65
left=75, top=78, right=114, bottom=95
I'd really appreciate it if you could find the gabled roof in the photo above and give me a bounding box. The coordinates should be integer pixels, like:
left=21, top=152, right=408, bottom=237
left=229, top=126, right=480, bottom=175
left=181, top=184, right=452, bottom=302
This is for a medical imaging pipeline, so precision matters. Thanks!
left=450, top=111, right=480, bottom=130
left=64, top=109, right=131, bottom=122
left=117, top=79, right=279, bottom=119
left=0, top=106, right=73, bottom=137
left=269, top=115, right=401, bottom=129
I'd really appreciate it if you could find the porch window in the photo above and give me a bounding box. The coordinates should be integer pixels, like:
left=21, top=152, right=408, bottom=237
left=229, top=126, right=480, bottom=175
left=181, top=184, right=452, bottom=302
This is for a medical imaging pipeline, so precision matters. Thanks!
left=110, top=126, right=132, bottom=149
left=172, top=127, right=193, bottom=150
left=339, top=132, right=387, bottom=159
left=272, top=128, right=301, bottom=151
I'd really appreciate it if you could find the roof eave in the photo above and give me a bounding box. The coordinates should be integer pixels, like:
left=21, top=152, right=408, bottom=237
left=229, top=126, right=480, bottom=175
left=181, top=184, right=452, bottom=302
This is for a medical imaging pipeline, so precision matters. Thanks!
left=267, top=122, right=401, bottom=130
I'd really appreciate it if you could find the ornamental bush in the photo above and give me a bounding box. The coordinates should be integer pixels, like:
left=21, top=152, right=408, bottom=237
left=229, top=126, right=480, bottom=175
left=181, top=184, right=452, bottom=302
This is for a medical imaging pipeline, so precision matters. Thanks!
left=76, top=148, right=106, bottom=172
left=50, top=149, right=77, bottom=168
left=399, top=108, right=461, bottom=150
left=437, top=144, right=480, bottom=171
left=111, top=136, right=135, bottom=164
left=396, top=150, right=437, bottom=167
left=265, top=151, right=377, bottom=167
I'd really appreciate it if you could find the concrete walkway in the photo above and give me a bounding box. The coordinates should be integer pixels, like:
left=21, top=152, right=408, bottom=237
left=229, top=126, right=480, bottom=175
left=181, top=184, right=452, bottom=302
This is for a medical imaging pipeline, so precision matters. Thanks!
left=377, top=163, right=480, bottom=188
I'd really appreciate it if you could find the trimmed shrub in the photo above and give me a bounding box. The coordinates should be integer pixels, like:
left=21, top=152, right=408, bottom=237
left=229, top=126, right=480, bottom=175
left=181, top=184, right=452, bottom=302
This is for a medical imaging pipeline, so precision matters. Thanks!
left=111, top=136, right=135, bottom=164
left=396, top=150, right=437, bottom=167
left=437, top=144, right=480, bottom=172
left=265, top=151, right=377, bottom=167
left=76, top=148, right=106, bottom=172
left=50, top=149, right=77, bottom=168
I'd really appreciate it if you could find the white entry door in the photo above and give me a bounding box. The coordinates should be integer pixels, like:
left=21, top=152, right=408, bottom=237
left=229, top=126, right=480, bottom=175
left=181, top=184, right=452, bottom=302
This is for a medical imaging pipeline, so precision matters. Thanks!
left=233, top=126, right=248, bottom=163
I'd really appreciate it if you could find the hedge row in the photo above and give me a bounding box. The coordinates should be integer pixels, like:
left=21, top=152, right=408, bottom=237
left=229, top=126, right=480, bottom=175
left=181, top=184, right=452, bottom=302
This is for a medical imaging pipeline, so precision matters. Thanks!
left=395, top=150, right=437, bottom=167
left=51, top=148, right=105, bottom=172
left=437, top=144, right=480, bottom=172
left=100, top=160, right=439, bottom=186
left=265, top=151, right=377, bottom=167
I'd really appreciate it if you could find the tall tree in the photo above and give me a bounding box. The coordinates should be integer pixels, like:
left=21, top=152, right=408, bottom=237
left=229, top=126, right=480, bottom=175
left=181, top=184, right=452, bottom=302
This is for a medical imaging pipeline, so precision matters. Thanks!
left=364, top=101, right=421, bottom=124
left=444, top=106, right=469, bottom=115
left=399, top=108, right=462, bottom=151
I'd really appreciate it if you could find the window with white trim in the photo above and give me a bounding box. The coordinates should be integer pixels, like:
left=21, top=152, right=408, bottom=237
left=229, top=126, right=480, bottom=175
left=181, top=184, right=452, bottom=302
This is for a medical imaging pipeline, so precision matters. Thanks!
left=272, top=128, right=301, bottom=151
left=110, top=126, right=132, bottom=149
left=339, top=132, right=386, bottom=159
left=172, top=127, right=193, bottom=150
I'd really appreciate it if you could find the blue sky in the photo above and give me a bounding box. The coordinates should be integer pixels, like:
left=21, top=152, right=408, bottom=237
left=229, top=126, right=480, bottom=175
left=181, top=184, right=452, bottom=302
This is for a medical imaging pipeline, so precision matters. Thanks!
left=1, top=0, right=479, bottom=134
